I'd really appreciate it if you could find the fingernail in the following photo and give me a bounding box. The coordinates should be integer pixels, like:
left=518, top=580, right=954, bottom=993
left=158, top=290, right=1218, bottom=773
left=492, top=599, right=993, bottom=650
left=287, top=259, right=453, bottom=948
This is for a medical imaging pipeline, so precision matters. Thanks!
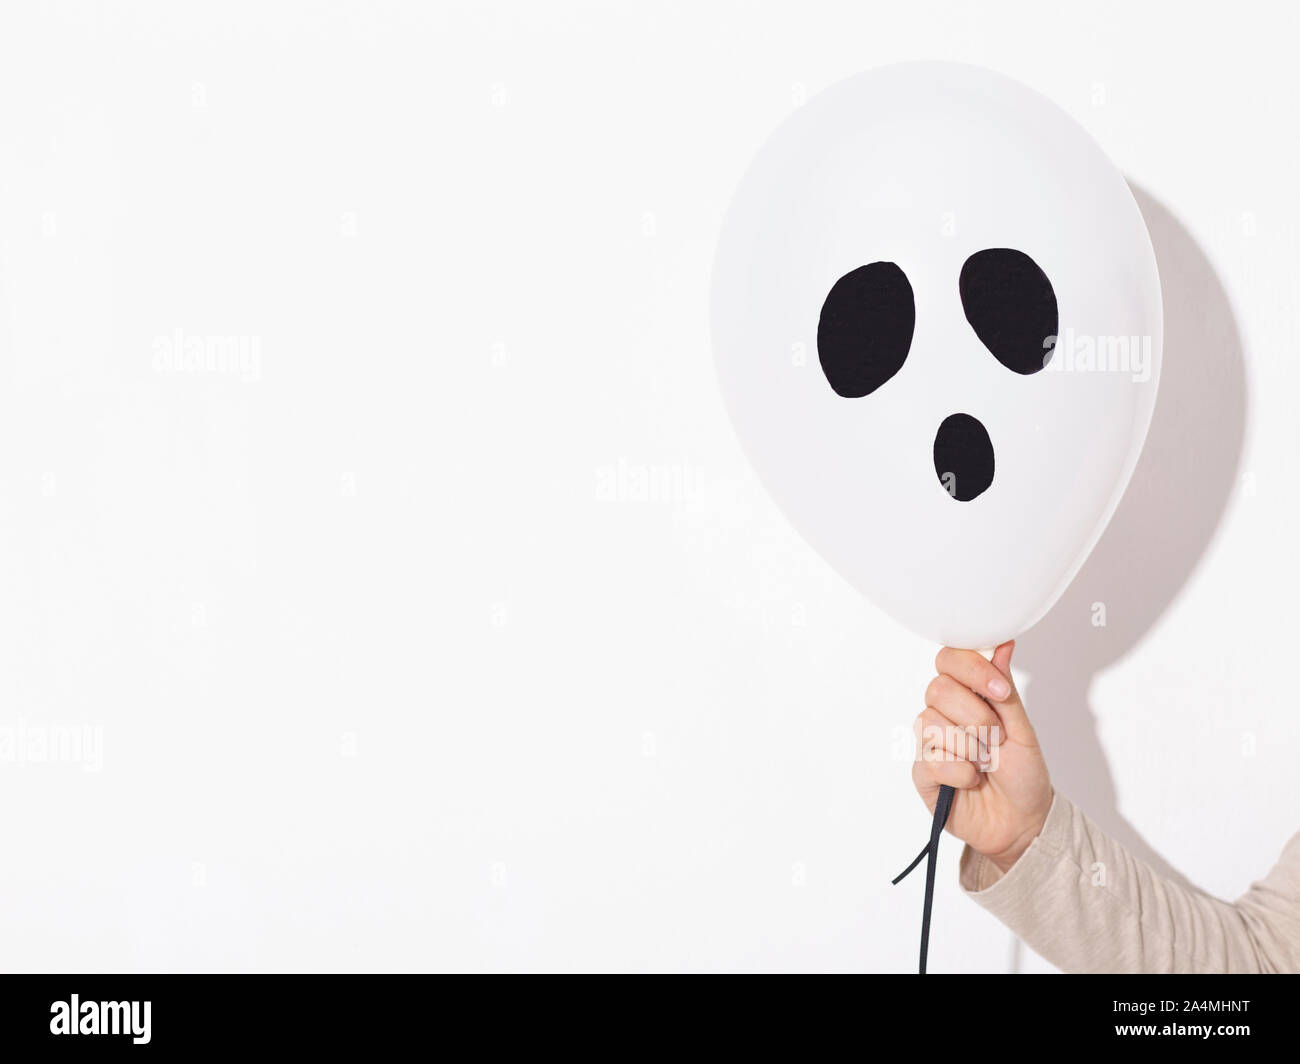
left=988, top=676, right=1010, bottom=700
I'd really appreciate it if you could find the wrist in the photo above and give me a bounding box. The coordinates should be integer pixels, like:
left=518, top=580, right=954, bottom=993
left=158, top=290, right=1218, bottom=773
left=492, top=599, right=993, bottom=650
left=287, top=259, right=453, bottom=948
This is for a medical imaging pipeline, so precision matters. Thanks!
left=984, top=791, right=1053, bottom=874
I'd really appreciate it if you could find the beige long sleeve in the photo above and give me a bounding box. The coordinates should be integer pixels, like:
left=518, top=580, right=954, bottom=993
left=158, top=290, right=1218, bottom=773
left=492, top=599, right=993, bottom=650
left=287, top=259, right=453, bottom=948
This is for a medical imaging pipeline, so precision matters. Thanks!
left=959, top=792, right=1300, bottom=973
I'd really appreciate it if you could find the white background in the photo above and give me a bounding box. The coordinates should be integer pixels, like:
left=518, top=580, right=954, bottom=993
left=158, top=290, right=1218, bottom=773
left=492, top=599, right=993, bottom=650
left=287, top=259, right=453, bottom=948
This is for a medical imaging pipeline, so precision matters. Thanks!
left=0, top=1, right=1293, bottom=973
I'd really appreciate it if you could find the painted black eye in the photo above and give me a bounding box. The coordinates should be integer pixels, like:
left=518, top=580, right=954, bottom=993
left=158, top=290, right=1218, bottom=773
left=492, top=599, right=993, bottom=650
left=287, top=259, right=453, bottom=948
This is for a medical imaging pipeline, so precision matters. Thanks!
left=817, top=262, right=915, bottom=398
left=959, top=249, right=1057, bottom=374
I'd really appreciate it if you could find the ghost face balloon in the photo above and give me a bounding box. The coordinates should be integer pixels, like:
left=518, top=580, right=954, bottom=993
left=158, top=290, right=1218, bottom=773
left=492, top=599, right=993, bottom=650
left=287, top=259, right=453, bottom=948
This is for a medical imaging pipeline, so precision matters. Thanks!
left=712, top=63, right=1162, bottom=650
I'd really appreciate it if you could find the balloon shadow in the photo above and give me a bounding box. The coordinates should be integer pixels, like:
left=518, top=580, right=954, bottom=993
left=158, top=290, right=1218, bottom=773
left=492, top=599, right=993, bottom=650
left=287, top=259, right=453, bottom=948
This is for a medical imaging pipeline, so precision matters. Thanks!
left=1012, top=185, right=1248, bottom=956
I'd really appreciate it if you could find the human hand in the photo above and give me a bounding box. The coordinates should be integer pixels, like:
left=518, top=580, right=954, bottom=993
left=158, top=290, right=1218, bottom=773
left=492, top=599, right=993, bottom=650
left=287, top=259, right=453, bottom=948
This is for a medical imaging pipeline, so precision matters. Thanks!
left=911, top=642, right=1052, bottom=873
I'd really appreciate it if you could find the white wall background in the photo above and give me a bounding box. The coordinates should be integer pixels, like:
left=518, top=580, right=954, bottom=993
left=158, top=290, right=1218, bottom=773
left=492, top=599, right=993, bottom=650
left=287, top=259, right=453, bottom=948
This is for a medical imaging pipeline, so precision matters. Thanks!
left=0, top=1, right=1293, bottom=973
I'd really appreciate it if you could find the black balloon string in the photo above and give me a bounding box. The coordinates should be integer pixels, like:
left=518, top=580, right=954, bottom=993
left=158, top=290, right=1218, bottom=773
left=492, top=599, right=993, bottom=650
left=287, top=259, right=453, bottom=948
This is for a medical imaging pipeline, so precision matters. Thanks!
left=892, top=782, right=956, bottom=975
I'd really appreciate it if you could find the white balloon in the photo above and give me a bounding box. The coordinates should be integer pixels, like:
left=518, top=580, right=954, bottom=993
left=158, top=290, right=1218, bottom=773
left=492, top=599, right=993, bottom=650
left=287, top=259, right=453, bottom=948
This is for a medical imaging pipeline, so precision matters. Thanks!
left=712, top=62, right=1162, bottom=650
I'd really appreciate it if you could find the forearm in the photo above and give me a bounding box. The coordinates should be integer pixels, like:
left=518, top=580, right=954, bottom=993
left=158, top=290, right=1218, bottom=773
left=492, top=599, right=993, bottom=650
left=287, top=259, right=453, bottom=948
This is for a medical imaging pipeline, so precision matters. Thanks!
left=960, top=792, right=1300, bottom=973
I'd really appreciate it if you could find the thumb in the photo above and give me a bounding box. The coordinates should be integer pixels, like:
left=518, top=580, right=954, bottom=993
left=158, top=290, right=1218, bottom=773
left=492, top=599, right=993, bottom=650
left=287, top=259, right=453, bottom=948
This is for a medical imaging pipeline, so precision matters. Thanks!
left=989, top=640, right=1036, bottom=745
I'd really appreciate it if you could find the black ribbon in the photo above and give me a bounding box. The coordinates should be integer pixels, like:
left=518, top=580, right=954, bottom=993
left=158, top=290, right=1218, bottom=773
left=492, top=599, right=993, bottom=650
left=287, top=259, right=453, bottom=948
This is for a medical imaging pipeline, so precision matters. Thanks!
left=892, top=782, right=955, bottom=975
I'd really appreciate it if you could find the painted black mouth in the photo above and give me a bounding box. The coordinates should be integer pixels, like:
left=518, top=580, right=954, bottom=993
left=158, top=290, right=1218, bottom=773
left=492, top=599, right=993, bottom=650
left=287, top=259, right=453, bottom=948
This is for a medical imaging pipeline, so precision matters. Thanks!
left=933, top=413, right=994, bottom=501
